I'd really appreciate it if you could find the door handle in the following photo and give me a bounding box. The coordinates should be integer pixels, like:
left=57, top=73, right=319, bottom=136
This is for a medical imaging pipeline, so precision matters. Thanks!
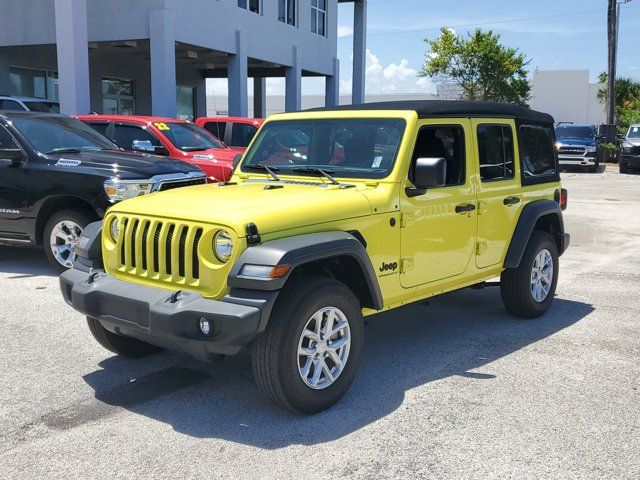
left=455, top=203, right=476, bottom=213
left=503, top=196, right=521, bottom=206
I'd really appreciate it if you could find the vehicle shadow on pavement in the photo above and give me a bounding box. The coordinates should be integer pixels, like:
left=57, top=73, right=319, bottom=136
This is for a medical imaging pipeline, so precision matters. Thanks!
left=0, top=246, right=58, bottom=277
left=81, top=288, right=594, bottom=449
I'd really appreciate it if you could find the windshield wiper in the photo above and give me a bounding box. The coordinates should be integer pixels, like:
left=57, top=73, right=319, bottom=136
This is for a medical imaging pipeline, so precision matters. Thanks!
left=293, top=167, right=339, bottom=185
left=45, top=147, right=83, bottom=154
left=181, top=146, right=209, bottom=152
left=244, top=163, right=281, bottom=181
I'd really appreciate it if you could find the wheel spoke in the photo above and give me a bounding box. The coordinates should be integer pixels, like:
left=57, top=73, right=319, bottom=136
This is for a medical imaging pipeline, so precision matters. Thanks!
left=310, top=358, right=323, bottom=386
left=328, top=336, right=348, bottom=351
left=328, top=350, right=344, bottom=370
left=300, top=357, right=313, bottom=378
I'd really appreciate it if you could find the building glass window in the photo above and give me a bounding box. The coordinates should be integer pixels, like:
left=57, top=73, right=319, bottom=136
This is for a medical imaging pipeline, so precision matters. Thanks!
left=176, top=85, right=196, bottom=121
left=279, top=0, right=297, bottom=26
left=9, top=67, right=58, bottom=101
left=311, top=0, right=326, bottom=36
left=102, top=78, right=135, bottom=115
left=238, top=0, right=261, bottom=14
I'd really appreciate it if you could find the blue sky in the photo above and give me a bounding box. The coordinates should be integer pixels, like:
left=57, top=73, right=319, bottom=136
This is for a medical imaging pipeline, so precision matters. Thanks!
left=336, top=0, right=640, bottom=94
left=207, top=1, right=640, bottom=97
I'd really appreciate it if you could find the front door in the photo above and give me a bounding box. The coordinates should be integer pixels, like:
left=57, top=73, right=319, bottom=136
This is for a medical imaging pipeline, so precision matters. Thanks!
left=400, top=120, right=477, bottom=288
left=472, top=119, right=522, bottom=269
left=0, top=125, right=28, bottom=237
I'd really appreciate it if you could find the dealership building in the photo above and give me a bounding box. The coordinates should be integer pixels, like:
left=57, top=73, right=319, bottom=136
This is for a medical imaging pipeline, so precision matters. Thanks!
left=0, top=0, right=367, bottom=119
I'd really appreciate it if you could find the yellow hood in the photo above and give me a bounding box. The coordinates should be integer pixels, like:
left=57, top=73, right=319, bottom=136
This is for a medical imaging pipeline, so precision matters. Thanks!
left=109, top=180, right=374, bottom=236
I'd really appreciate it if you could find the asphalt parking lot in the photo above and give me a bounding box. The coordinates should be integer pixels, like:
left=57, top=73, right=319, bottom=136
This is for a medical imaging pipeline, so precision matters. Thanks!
left=1, top=166, right=638, bottom=479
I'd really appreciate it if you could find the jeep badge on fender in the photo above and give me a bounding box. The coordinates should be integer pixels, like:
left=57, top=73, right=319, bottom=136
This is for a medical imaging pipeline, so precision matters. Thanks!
left=60, top=100, right=569, bottom=415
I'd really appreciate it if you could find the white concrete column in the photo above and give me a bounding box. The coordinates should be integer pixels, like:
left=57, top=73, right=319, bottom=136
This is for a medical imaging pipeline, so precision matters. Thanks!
left=228, top=30, right=248, bottom=117
left=54, top=0, right=91, bottom=114
left=150, top=9, right=177, bottom=117
left=285, top=46, right=301, bottom=112
left=325, top=57, right=340, bottom=107
left=253, top=77, right=266, bottom=118
left=352, top=0, right=367, bottom=104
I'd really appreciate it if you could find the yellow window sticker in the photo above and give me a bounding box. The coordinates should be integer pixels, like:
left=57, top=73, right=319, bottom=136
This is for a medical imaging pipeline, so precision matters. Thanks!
left=154, top=122, right=170, bottom=131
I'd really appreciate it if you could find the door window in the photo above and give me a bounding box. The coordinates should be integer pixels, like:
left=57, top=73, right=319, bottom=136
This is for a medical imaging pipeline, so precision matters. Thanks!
left=203, top=121, right=227, bottom=141
left=410, top=126, right=465, bottom=186
left=85, top=122, right=109, bottom=137
left=519, top=125, right=556, bottom=178
left=113, top=125, right=162, bottom=151
left=0, top=125, right=19, bottom=149
left=231, top=123, right=258, bottom=147
left=0, top=100, right=25, bottom=111
left=477, top=124, right=515, bottom=181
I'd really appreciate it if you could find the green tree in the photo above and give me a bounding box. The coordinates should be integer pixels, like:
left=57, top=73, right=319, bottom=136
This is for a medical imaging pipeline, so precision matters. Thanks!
left=419, top=28, right=531, bottom=104
left=597, top=73, right=640, bottom=127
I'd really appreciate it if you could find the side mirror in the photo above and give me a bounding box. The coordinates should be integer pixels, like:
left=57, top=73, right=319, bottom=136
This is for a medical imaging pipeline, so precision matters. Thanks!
left=412, top=157, right=447, bottom=191
left=232, top=153, right=243, bottom=169
left=0, top=148, right=25, bottom=165
left=132, top=140, right=166, bottom=155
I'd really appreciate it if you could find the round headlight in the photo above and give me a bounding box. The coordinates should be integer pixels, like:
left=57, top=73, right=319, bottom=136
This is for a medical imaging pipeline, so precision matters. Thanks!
left=109, top=217, right=120, bottom=241
left=213, top=230, right=233, bottom=263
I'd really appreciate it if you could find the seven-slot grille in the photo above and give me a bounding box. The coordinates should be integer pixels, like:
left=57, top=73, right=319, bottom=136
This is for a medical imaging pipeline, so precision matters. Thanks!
left=116, top=216, right=204, bottom=283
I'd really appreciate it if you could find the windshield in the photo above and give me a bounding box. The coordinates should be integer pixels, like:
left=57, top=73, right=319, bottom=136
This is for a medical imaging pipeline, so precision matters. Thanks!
left=627, top=125, right=640, bottom=139
left=240, top=118, right=406, bottom=179
left=11, top=115, right=118, bottom=154
left=158, top=122, right=226, bottom=151
left=555, top=125, right=595, bottom=141
left=23, top=101, right=60, bottom=114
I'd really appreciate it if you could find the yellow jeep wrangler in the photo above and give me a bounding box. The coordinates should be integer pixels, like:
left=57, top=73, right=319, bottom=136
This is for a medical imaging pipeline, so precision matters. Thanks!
left=60, top=101, right=569, bottom=414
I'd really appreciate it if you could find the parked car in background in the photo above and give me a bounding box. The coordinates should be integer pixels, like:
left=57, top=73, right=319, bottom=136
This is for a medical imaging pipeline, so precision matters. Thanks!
left=0, top=95, right=60, bottom=113
left=196, top=116, right=264, bottom=151
left=0, top=111, right=205, bottom=271
left=619, top=124, right=640, bottom=174
left=555, top=123, right=601, bottom=173
left=78, top=115, right=237, bottom=181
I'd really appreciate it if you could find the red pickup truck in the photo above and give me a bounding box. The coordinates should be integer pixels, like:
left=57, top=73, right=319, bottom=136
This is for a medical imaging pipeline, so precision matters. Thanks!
left=77, top=115, right=237, bottom=181
left=195, top=116, right=263, bottom=151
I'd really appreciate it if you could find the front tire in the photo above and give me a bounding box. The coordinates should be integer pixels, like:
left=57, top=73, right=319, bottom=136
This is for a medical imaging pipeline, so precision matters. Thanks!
left=252, top=276, right=364, bottom=414
left=500, top=230, right=559, bottom=318
left=43, top=209, right=96, bottom=272
left=620, top=163, right=629, bottom=174
left=87, top=317, right=163, bottom=358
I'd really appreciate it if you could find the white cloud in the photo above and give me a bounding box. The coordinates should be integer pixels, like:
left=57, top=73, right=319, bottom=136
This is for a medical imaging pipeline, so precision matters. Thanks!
left=341, top=49, right=436, bottom=95
left=337, top=25, right=353, bottom=38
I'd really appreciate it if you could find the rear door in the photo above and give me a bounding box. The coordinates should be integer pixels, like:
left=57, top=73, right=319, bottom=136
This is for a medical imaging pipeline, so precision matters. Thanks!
left=472, top=119, right=522, bottom=268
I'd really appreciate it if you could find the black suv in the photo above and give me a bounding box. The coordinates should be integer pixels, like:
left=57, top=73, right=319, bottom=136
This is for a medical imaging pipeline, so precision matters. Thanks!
left=0, top=111, right=206, bottom=270
left=555, top=123, right=601, bottom=173
left=620, top=124, right=640, bottom=174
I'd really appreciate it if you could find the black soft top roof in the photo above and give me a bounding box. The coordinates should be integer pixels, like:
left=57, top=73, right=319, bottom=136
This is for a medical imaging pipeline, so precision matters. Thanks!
left=307, top=100, right=554, bottom=124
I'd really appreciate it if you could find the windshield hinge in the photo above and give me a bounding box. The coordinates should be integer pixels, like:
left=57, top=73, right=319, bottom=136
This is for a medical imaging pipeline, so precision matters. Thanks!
left=399, top=213, right=413, bottom=228
left=246, top=223, right=261, bottom=246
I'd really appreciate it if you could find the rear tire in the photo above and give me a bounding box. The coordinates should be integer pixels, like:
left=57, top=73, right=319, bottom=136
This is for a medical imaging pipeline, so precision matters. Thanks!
left=501, top=230, right=559, bottom=318
left=252, top=276, right=364, bottom=414
left=43, top=209, right=96, bottom=272
left=87, top=317, right=163, bottom=358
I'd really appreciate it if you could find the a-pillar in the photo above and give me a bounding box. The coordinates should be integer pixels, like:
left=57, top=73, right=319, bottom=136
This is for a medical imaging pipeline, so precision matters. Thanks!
left=54, top=0, right=91, bottom=114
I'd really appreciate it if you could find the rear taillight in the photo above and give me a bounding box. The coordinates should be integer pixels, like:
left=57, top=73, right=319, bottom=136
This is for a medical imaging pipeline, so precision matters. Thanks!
left=560, top=188, right=568, bottom=210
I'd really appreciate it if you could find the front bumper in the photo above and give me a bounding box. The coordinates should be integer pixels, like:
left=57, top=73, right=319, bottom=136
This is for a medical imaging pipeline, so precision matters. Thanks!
left=558, top=155, right=597, bottom=166
left=60, top=268, right=278, bottom=361
left=620, top=154, right=640, bottom=169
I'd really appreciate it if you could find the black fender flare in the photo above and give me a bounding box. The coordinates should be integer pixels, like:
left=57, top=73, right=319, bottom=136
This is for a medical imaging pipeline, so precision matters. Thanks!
left=504, top=200, right=569, bottom=269
left=227, top=231, right=383, bottom=310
